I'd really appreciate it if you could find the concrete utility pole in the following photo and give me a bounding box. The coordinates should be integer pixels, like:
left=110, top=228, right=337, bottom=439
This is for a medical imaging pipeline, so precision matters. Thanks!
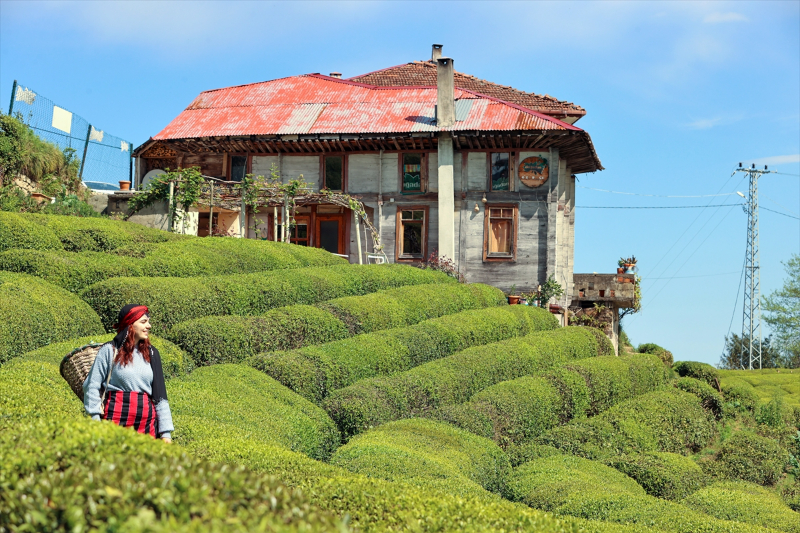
left=436, top=54, right=456, bottom=261
left=737, top=163, right=772, bottom=370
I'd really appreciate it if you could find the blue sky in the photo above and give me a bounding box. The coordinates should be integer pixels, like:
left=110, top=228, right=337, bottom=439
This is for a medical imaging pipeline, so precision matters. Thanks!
left=1, top=1, right=798, bottom=365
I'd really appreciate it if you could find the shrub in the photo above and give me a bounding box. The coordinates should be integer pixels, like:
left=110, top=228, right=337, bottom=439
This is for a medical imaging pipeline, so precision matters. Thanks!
left=169, top=364, right=340, bottom=461
left=81, top=264, right=454, bottom=334
left=252, top=305, right=558, bottom=403
left=682, top=481, right=800, bottom=533
left=723, top=380, right=760, bottom=413
left=169, top=283, right=505, bottom=367
left=672, top=360, right=720, bottom=389
left=506, top=443, right=564, bottom=467
left=0, top=272, right=104, bottom=364
left=324, top=327, right=611, bottom=439
left=0, top=211, right=62, bottom=252
left=438, top=354, right=668, bottom=448
left=637, top=342, right=673, bottom=366
left=675, top=377, right=726, bottom=419
left=706, top=431, right=790, bottom=485
left=538, top=388, right=718, bottom=460
left=756, top=396, right=795, bottom=428
left=330, top=418, right=511, bottom=497
left=606, top=451, right=707, bottom=500
left=0, top=418, right=344, bottom=532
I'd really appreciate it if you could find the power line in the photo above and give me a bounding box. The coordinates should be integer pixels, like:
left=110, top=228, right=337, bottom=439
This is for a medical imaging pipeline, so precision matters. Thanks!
left=646, top=271, right=741, bottom=280
left=762, top=194, right=799, bottom=216
left=761, top=206, right=800, bottom=220
left=722, top=251, right=747, bottom=368
left=576, top=204, right=743, bottom=209
left=577, top=185, right=739, bottom=198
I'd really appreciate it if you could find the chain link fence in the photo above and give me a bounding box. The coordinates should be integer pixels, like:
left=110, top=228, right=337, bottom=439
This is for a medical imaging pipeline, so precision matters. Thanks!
left=7, top=80, right=133, bottom=188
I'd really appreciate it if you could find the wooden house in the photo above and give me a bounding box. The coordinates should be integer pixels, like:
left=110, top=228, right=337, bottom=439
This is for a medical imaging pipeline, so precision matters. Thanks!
left=133, top=45, right=604, bottom=316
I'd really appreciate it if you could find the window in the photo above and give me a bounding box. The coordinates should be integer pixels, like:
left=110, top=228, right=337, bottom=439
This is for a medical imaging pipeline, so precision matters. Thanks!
left=324, top=156, right=343, bottom=191
left=230, top=155, right=247, bottom=182
left=401, top=153, right=424, bottom=193
left=490, top=153, right=511, bottom=191
left=396, top=207, right=427, bottom=260
left=483, top=205, right=517, bottom=261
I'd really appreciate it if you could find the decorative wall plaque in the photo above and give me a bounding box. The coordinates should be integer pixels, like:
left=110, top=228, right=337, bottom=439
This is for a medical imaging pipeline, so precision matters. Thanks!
left=518, top=156, right=549, bottom=188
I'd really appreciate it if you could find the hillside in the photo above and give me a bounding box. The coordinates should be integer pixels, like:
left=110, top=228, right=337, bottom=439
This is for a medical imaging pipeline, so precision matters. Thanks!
left=1, top=214, right=798, bottom=532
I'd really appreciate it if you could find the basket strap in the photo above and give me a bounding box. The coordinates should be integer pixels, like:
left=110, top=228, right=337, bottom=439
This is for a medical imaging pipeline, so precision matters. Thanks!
left=101, top=348, right=116, bottom=406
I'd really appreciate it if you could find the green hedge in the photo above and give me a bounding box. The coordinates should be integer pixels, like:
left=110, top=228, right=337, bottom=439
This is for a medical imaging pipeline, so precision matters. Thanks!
left=168, top=283, right=505, bottom=367
left=252, top=305, right=559, bottom=403
left=537, top=388, right=718, bottom=461
left=674, top=377, right=726, bottom=419
left=637, top=342, right=674, bottom=366
left=438, top=354, right=668, bottom=448
left=0, top=239, right=346, bottom=293
left=0, top=272, right=104, bottom=364
left=673, top=360, right=720, bottom=388
left=0, top=211, right=62, bottom=252
left=324, top=327, right=612, bottom=439
left=168, top=364, right=340, bottom=461
left=703, top=431, right=790, bottom=485
left=81, top=264, right=454, bottom=334
left=722, top=381, right=760, bottom=413
left=1, top=418, right=344, bottom=532
left=605, top=451, right=707, bottom=500
left=506, top=455, right=775, bottom=533
left=330, top=418, right=511, bottom=498
left=682, top=481, right=800, bottom=533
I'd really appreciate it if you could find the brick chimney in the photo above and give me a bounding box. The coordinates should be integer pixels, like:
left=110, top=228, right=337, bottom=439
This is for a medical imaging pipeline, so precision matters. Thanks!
left=329, top=72, right=342, bottom=79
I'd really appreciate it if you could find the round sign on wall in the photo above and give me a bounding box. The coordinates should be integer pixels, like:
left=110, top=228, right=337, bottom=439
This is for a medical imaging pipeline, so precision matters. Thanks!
left=518, top=156, right=549, bottom=188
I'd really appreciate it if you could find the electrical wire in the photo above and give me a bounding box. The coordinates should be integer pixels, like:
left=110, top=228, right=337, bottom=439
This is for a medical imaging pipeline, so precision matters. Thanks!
left=761, top=206, right=800, bottom=220
left=773, top=172, right=800, bottom=177
left=645, top=271, right=741, bottom=280
left=577, top=186, right=739, bottom=198
left=762, top=194, right=799, bottom=216
left=720, top=250, right=747, bottom=367
left=576, top=204, right=743, bottom=209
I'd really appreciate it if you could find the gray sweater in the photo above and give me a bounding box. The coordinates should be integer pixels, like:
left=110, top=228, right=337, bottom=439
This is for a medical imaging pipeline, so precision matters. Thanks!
left=83, top=343, right=173, bottom=439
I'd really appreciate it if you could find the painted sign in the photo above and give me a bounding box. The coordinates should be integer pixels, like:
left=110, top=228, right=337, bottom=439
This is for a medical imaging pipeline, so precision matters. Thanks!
left=403, top=163, right=422, bottom=192
left=518, top=156, right=549, bottom=188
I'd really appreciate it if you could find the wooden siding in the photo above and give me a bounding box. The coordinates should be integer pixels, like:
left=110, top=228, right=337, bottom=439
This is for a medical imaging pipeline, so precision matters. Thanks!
left=282, top=155, right=320, bottom=189
left=183, top=154, right=224, bottom=178
left=252, top=155, right=279, bottom=178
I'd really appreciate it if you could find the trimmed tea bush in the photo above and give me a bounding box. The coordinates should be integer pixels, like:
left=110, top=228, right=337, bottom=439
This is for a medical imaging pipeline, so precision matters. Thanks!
left=675, top=377, right=726, bottom=419
left=507, top=456, right=775, bottom=533
left=169, top=282, right=505, bottom=366
left=330, top=418, right=511, bottom=498
left=637, top=342, right=673, bottom=366
left=81, top=264, right=454, bottom=334
left=722, top=381, right=760, bottom=413
left=252, top=305, right=559, bottom=403
left=168, top=364, right=340, bottom=460
left=324, top=327, right=611, bottom=439
left=0, top=211, right=62, bottom=252
left=682, top=481, right=800, bottom=533
left=706, top=431, right=790, bottom=485
left=606, top=451, right=707, bottom=500
left=538, top=388, right=718, bottom=460
left=0, top=272, right=104, bottom=364
left=673, top=360, right=720, bottom=389
left=439, top=354, right=668, bottom=447
left=506, top=443, right=564, bottom=467
left=0, top=417, right=344, bottom=532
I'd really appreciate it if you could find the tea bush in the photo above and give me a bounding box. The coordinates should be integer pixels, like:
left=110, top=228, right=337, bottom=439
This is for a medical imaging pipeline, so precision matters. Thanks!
left=0, top=271, right=104, bottom=364
left=537, top=388, right=718, bottom=460
left=168, top=364, right=340, bottom=461
left=169, top=283, right=505, bottom=366
left=673, top=360, right=720, bottom=389
left=682, top=481, right=800, bottom=533
left=438, top=354, right=668, bottom=447
left=324, top=327, right=611, bottom=439
left=705, top=431, right=790, bottom=485
left=0, top=211, right=62, bottom=252
left=674, top=377, right=726, bottom=419
left=252, top=305, right=558, bottom=403
left=605, top=451, right=707, bottom=500
left=506, top=456, right=775, bottom=533
left=637, top=342, right=674, bottom=366
left=722, top=381, right=760, bottom=413
left=81, top=264, right=454, bottom=334
left=330, top=418, right=511, bottom=498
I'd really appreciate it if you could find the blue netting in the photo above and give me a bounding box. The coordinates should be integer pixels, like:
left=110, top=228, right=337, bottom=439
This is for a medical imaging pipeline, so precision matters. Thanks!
left=8, top=81, right=132, bottom=186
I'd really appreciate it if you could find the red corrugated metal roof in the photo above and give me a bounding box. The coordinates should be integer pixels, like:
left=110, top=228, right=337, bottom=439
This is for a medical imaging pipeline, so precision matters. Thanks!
left=153, top=74, right=581, bottom=140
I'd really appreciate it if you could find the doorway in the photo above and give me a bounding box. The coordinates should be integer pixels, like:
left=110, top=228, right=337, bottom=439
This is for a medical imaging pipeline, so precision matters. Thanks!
left=315, top=214, right=346, bottom=255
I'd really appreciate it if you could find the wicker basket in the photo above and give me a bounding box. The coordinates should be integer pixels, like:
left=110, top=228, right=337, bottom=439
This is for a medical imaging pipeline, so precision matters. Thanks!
left=60, top=343, right=105, bottom=401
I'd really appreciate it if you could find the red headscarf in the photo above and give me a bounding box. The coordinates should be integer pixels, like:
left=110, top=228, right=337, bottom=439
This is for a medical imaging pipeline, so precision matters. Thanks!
left=114, top=305, right=149, bottom=333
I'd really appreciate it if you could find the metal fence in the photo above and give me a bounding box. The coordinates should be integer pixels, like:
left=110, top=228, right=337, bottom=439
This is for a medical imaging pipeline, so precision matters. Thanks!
left=7, top=80, right=133, bottom=186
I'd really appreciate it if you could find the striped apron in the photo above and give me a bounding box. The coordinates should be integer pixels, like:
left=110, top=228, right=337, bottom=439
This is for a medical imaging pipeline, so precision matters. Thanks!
left=102, top=391, right=157, bottom=438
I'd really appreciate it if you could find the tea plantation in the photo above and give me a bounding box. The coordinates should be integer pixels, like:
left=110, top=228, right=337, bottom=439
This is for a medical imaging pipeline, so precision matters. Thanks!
left=1, top=214, right=797, bottom=532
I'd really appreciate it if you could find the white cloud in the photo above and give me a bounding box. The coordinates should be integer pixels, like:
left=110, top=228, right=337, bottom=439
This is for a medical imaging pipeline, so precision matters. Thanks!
left=704, top=12, right=749, bottom=24
left=685, top=114, right=743, bottom=130
left=747, top=154, right=800, bottom=166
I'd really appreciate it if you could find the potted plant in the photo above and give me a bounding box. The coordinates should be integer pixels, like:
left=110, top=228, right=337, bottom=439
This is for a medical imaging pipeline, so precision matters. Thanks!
left=619, top=255, right=637, bottom=273
left=507, top=284, right=520, bottom=305
left=118, top=180, right=132, bottom=191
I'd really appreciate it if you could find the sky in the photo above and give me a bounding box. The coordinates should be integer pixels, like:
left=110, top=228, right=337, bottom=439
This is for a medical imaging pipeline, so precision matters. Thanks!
left=1, top=0, right=798, bottom=366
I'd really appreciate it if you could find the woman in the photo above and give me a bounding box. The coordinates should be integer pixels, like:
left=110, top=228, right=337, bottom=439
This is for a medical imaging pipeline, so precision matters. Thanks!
left=83, top=304, right=174, bottom=442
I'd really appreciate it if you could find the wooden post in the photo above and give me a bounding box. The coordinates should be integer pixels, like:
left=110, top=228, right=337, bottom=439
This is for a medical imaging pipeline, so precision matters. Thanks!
left=167, top=180, right=175, bottom=232
left=355, top=210, right=362, bottom=264
left=209, top=180, right=214, bottom=237
left=282, top=195, right=289, bottom=243
left=240, top=182, right=246, bottom=238
left=273, top=206, right=278, bottom=242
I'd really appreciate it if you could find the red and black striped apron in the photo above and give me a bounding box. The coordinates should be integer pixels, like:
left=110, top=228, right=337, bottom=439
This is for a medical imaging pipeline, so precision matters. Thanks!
left=102, top=391, right=157, bottom=438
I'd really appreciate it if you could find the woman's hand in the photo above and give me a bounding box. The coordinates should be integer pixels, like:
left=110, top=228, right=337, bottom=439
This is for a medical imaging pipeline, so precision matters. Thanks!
left=161, top=437, right=172, bottom=444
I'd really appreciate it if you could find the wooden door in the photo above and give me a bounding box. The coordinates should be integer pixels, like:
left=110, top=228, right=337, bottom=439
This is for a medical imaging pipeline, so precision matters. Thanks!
left=315, top=214, right=346, bottom=255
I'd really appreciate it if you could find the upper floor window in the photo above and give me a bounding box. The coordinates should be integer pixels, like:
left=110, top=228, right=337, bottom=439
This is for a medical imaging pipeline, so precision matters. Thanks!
left=490, top=152, right=511, bottom=191
left=230, top=155, right=247, bottom=182
left=324, top=155, right=343, bottom=191
left=402, top=153, right=424, bottom=193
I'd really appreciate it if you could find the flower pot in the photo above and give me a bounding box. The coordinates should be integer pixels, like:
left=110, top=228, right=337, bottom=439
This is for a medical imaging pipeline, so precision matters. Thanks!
left=508, top=295, right=520, bottom=305
left=624, top=264, right=635, bottom=273
left=617, top=267, right=625, bottom=274
left=119, top=180, right=131, bottom=191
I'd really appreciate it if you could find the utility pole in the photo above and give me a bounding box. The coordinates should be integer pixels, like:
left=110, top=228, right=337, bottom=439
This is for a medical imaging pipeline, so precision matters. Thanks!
left=736, top=163, right=772, bottom=370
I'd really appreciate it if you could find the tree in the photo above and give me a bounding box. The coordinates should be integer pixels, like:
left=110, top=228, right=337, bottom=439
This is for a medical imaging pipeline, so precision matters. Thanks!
left=719, top=333, right=780, bottom=369
left=763, top=254, right=800, bottom=368
left=0, top=113, right=25, bottom=186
